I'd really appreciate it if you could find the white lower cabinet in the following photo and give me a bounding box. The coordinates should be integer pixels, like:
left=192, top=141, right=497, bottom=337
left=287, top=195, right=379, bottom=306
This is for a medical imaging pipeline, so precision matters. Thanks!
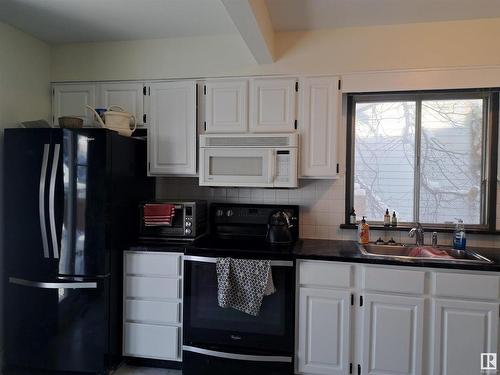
left=432, top=298, right=498, bottom=375
left=124, top=323, right=180, bottom=360
left=296, top=260, right=500, bottom=375
left=361, top=293, right=424, bottom=375
left=123, top=251, right=183, bottom=362
left=298, top=288, right=351, bottom=375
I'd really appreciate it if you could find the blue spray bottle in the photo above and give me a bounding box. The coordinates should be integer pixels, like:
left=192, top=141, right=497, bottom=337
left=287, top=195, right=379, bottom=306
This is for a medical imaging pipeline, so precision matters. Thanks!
left=453, top=218, right=466, bottom=251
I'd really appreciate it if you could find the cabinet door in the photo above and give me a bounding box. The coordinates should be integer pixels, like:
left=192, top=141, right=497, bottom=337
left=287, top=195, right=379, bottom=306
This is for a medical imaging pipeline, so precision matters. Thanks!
left=297, top=287, right=350, bottom=375
left=52, top=84, right=96, bottom=126
left=432, top=298, right=498, bottom=375
left=98, top=82, right=145, bottom=127
left=205, top=79, right=248, bottom=133
left=250, top=77, right=297, bottom=133
left=148, top=81, right=197, bottom=176
left=361, top=293, right=424, bottom=375
left=300, top=76, right=339, bottom=177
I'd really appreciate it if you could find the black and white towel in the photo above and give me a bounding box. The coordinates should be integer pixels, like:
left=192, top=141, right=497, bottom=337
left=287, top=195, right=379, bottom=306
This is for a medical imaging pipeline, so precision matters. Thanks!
left=216, top=258, right=276, bottom=316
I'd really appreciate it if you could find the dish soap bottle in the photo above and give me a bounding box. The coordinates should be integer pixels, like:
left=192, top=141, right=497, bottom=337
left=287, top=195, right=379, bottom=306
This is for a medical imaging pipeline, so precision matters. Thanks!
left=384, top=209, right=391, bottom=226
left=358, top=216, right=370, bottom=244
left=453, top=219, right=466, bottom=250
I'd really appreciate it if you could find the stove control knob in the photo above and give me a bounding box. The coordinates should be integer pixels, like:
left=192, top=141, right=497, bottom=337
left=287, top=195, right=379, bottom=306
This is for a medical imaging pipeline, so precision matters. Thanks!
left=216, top=209, right=224, bottom=217
left=185, top=228, right=192, bottom=235
left=226, top=209, right=234, bottom=217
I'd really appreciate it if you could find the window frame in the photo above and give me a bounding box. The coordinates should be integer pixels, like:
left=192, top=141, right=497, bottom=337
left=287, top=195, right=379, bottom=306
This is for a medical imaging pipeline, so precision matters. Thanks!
left=345, top=89, right=499, bottom=233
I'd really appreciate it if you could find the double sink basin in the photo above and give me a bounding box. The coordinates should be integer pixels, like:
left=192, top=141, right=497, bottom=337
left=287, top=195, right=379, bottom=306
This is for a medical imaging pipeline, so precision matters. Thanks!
left=358, top=243, right=493, bottom=264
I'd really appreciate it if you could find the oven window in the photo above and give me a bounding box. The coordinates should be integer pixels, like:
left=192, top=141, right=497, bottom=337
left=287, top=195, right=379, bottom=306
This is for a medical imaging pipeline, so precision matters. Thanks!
left=187, top=261, right=287, bottom=336
left=209, top=157, right=263, bottom=176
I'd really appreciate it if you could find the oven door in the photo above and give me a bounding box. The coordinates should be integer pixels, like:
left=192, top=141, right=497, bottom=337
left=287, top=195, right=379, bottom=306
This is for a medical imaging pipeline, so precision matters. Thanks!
left=183, top=256, right=294, bottom=355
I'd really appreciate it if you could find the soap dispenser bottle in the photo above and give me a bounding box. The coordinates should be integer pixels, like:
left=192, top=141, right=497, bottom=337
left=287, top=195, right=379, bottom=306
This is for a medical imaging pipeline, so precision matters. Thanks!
left=391, top=211, right=398, bottom=227
left=384, top=209, right=391, bottom=227
left=358, top=216, right=370, bottom=244
left=453, top=219, right=466, bottom=251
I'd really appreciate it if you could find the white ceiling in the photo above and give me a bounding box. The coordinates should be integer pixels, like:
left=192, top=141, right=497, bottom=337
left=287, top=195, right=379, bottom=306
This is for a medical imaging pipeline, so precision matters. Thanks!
left=266, top=0, right=500, bottom=31
left=2, top=0, right=500, bottom=44
left=0, top=0, right=237, bottom=43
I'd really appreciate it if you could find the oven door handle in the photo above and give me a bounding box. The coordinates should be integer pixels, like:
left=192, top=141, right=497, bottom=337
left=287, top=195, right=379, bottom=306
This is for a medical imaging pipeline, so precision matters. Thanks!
left=184, top=255, right=293, bottom=267
left=183, top=345, right=292, bottom=363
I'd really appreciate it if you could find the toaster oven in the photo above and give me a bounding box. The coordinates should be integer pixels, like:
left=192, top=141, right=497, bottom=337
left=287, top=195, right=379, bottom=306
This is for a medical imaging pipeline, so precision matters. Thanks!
left=139, top=201, right=207, bottom=241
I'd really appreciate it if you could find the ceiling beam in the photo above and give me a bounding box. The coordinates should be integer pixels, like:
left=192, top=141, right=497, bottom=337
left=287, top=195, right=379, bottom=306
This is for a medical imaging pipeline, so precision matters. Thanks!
left=221, top=0, right=275, bottom=64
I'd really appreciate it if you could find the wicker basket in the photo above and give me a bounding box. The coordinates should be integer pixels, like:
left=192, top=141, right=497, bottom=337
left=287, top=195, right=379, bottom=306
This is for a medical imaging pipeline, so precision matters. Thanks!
left=58, top=116, right=83, bottom=129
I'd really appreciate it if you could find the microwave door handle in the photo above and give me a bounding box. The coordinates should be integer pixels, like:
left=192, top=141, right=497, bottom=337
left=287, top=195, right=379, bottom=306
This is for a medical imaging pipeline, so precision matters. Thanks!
left=268, top=150, right=275, bottom=184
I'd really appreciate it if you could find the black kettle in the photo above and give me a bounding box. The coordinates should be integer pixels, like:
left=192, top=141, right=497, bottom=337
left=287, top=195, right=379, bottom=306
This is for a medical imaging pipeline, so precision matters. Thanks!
left=266, top=210, right=294, bottom=244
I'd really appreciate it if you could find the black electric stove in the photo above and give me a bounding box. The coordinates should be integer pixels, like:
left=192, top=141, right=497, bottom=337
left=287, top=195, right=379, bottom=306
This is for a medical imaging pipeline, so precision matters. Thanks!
left=183, top=203, right=299, bottom=375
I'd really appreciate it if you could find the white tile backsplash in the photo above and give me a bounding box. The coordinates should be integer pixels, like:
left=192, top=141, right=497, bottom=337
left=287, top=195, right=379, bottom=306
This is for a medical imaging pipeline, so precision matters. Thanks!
left=156, top=177, right=500, bottom=248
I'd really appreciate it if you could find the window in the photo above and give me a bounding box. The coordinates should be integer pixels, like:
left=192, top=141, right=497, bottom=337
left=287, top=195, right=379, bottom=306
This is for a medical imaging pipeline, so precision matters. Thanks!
left=347, top=91, right=498, bottom=229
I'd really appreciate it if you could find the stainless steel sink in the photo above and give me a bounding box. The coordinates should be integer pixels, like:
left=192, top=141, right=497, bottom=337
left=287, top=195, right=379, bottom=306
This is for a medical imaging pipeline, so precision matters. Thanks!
left=358, top=243, right=493, bottom=264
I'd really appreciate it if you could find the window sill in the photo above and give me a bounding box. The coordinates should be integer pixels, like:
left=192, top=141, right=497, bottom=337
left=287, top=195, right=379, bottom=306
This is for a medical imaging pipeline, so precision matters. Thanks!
left=339, top=224, right=500, bottom=235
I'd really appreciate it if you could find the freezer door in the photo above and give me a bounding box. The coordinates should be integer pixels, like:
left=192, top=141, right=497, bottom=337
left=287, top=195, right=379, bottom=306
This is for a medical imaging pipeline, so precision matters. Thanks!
left=59, top=129, right=110, bottom=277
left=4, top=129, right=60, bottom=280
left=4, top=276, right=110, bottom=374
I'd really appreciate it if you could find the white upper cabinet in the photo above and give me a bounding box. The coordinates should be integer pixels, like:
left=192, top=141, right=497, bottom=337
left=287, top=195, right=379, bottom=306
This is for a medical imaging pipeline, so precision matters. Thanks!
left=249, top=77, right=297, bottom=133
left=432, top=298, right=498, bottom=375
left=148, top=81, right=197, bottom=176
left=98, top=82, right=145, bottom=127
left=204, top=79, right=248, bottom=133
left=361, top=293, right=424, bottom=375
left=52, top=84, right=96, bottom=126
left=53, top=82, right=147, bottom=128
left=300, top=76, right=340, bottom=178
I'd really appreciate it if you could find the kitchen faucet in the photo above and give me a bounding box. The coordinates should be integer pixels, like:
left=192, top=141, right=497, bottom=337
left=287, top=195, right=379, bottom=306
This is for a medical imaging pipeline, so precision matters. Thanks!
left=409, top=223, right=425, bottom=246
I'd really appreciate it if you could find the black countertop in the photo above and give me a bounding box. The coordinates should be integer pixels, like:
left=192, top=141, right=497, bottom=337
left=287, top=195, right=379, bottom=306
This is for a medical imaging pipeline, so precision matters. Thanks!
left=127, top=238, right=500, bottom=272
left=295, top=239, right=500, bottom=272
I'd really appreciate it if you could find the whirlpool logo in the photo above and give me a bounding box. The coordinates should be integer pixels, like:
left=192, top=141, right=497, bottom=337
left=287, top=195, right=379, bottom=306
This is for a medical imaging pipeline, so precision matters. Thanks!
left=481, top=353, right=497, bottom=372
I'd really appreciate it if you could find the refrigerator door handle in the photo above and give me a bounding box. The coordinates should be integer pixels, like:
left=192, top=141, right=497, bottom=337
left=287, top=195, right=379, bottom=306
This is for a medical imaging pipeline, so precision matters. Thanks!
left=39, top=144, right=50, bottom=258
left=9, top=277, right=97, bottom=289
left=49, top=143, right=61, bottom=258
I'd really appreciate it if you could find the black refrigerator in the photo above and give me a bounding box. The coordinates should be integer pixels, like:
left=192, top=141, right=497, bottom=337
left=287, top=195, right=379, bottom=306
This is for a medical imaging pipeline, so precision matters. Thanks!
left=3, top=128, right=154, bottom=374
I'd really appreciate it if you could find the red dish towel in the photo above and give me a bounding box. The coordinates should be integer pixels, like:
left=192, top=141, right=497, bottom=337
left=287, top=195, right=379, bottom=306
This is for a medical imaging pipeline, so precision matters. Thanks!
left=143, top=204, right=176, bottom=226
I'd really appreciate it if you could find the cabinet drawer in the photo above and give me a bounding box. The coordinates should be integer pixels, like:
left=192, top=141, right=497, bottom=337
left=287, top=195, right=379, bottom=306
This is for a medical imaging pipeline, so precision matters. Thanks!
left=432, top=272, right=499, bottom=300
left=362, top=266, right=426, bottom=294
left=125, top=276, right=180, bottom=300
left=125, top=252, right=181, bottom=277
left=125, top=299, right=180, bottom=324
left=299, top=261, right=352, bottom=288
left=124, top=322, right=179, bottom=360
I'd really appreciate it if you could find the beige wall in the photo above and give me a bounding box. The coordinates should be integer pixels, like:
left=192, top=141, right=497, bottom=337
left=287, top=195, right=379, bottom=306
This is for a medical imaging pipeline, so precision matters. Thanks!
left=52, top=17, right=500, bottom=82
left=0, top=23, right=51, bottom=126
left=50, top=34, right=256, bottom=82
left=0, top=21, right=51, bottom=352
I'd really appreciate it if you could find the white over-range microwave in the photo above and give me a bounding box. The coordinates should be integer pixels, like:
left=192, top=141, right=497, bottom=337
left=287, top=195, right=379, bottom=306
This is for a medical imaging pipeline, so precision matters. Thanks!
left=199, top=133, right=298, bottom=188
